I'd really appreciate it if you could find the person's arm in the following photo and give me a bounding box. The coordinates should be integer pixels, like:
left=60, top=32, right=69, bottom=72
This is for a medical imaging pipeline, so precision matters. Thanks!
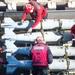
left=20, top=12, right=27, bottom=25
left=27, top=11, right=41, bottom=32
left=47, top=47, right=53, bottom=64
left=21, top=11, right=27, bottom=21
left=31, top=11, right=42, bottom=28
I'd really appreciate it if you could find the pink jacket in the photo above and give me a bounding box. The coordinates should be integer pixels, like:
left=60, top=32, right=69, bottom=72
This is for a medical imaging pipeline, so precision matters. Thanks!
left=30, top=43, right=48, bottom=66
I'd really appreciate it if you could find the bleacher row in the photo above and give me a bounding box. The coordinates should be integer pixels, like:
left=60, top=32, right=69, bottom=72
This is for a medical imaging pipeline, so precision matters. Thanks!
left=0, top=0, right=75, bottom=11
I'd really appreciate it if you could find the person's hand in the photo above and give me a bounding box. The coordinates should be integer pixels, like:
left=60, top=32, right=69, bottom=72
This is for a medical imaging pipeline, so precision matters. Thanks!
left=20, top=20, right=24, bottom=25
left=27, top=28, right=32, bottom=33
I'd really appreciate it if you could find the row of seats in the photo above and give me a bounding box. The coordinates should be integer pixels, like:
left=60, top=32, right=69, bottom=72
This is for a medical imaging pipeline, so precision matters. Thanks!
left=4, top=0, right=57, bottom=11
left=68, top=1, right=75, bottom=8
left=0, top=0, right=75, bottom=11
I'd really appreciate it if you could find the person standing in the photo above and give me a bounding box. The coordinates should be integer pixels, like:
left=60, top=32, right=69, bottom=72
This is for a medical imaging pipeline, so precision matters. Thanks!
left=30, top=36, right=53, bottom=75
left=21, top=1, right=47, bottom=32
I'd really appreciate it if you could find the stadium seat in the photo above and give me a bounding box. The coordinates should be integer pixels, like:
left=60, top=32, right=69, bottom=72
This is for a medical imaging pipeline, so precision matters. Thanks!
left=49, top=0, right=68, bottom=5
left=18, top=0, right=29, bottom=3
left=60, top=19, right=75, bottom=30
left=47, top=1, right=56, bottom=9
left=4, top=0, right=29, bottom=11
left=68, top=1, right=75, bottom=8
left=0, top=2, right=6, bottom=6
left=4, top=0, right=18, bottom=11
left=0, top=2, right=6, bottom=11
left=17, top=0, right=29, bottom=6
left=37, top=0, right=48, bottom=5
left=68, top=0, right=75, bottom=1
left=7, top=3, right=17, bottom=11
left=4, top=0, right=18, bottom=4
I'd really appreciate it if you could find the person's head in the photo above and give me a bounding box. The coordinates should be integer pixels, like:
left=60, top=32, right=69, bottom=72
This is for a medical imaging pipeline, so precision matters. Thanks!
left=23, top=3, right=34, bottom=13
left=35, top=36, right=44, bottom=43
